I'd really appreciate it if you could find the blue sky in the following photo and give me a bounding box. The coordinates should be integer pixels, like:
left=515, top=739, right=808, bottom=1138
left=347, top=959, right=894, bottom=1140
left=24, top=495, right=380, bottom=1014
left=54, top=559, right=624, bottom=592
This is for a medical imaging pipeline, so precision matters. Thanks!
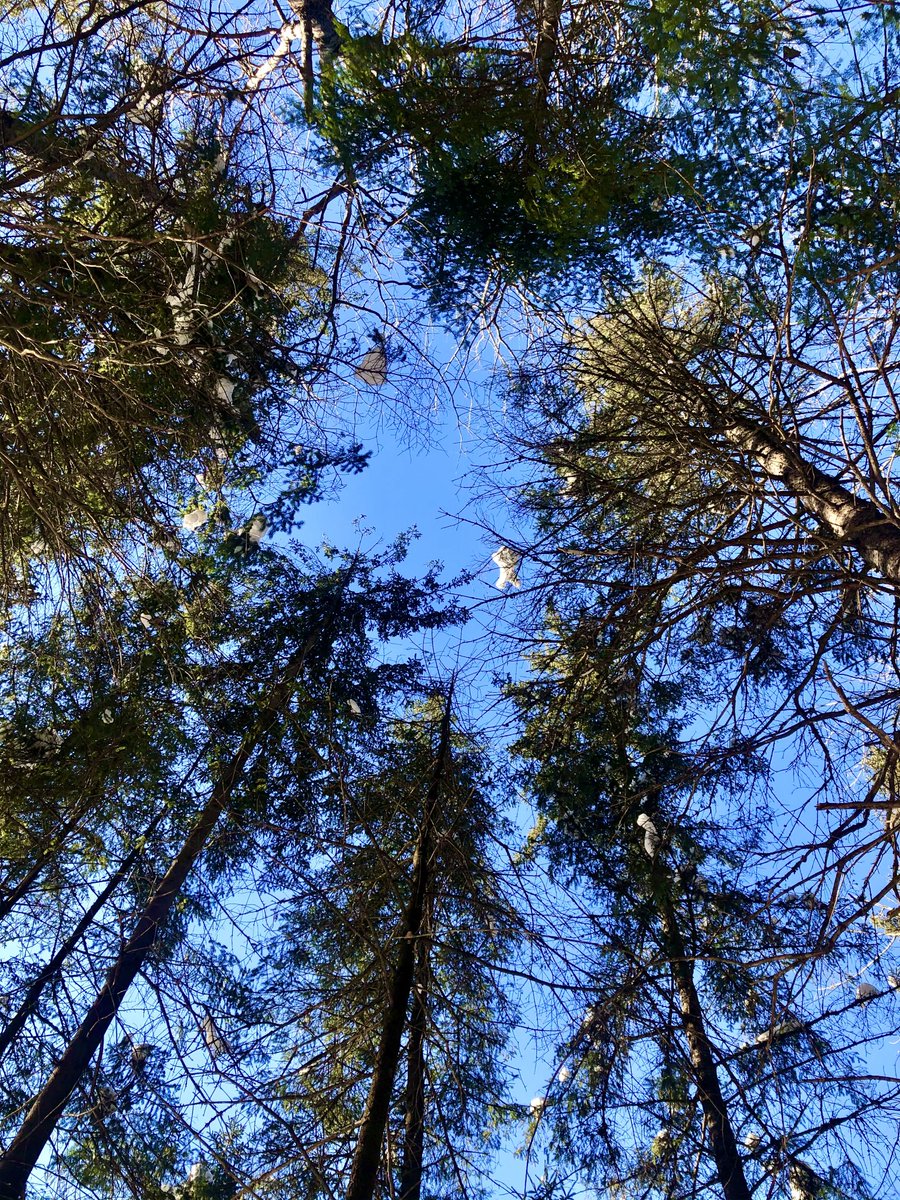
left=297, top=413, right=483, bottom=580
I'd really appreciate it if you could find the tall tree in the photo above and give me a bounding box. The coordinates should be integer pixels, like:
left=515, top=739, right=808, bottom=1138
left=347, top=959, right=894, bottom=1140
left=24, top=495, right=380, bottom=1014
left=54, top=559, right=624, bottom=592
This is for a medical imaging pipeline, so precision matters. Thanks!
left=0, top=529, right=461, bottom=1198
left=344, top=693, right=455, bottom=1200
left=283, top=0, right=894, bottom=318
left=0, top=0, right=386, bottom=608
left=508, top=624, right=897, bottom=1197
left=249, top=694, right=516, bottom=1200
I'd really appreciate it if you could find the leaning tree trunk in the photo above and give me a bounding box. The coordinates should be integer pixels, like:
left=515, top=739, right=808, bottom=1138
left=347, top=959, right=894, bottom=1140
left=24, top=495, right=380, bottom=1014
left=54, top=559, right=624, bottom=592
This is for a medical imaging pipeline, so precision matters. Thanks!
left=640, top=343, right=900, bottom=586
left=0, top=798, right=97, bottom=927
left=398, top=909, right=430, bottom=1200
left=0, top=618, right=331, bottom=1200
left=0, top=839, right=148, bottom=1064
left=657, top=892, right=751, bottom=1200
left=719, top=407, right=900, bottom=586
left=344, top=694, right=453, bottom=1200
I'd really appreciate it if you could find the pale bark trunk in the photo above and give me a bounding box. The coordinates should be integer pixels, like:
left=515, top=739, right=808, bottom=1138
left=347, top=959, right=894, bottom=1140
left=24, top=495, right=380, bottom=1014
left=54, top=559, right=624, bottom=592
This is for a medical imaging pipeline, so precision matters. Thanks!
left=720, top=411, right=900, bottom=585
left=534, top=0, right=564, bottom=105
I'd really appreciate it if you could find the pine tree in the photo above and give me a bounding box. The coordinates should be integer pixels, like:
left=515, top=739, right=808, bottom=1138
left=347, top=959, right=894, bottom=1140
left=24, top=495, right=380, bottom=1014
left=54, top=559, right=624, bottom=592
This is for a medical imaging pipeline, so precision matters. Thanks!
left=287, top=0, right=896, bottom=316
left=508, top=619, right=895, bottom=1197
left=1, top=0, right=334, bottom=604
left=251, top=692, right=516, bottom=1200
left=0, top=531, right=462, bottom=1198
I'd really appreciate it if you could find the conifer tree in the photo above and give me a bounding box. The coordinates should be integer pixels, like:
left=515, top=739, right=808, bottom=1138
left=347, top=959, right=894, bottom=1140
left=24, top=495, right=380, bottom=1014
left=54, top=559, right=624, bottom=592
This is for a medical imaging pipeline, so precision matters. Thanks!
left=508, top=620, right=899, bottom=1198
left=0, top=529, right=462, bottom=1198
left=250, top=692, right=516, bottom=1200
left=0, top=0, right=344, bottom=603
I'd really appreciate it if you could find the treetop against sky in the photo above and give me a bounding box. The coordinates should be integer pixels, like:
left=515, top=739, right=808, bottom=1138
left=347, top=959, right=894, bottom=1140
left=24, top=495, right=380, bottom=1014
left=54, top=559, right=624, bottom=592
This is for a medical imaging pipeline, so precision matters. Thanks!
left=1, top=0, right=900, bottom=1197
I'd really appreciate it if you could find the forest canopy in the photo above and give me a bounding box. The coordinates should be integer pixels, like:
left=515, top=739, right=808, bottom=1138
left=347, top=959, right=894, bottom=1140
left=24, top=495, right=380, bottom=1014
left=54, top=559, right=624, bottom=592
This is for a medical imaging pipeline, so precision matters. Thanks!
left=1, top=0, right=899, bottom=1198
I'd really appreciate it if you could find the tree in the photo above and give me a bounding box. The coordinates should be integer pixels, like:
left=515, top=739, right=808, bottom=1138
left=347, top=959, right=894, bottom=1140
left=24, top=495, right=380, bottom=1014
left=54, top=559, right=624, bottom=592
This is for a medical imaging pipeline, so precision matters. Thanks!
left=3, top=1, right=900, bottom=1198
left=493, top=220, right=900, bottom=1194
left=343, top=694, right=456, bottom=1200
left=287, top=0, right=894, bottom=318
left=507, top=613, right=900, bottom=1198
left=250, top=692, right=517, bottom=1200
left=0, top=0, right=377, bottom=607
left=0, top=528, right=463, bottom=1198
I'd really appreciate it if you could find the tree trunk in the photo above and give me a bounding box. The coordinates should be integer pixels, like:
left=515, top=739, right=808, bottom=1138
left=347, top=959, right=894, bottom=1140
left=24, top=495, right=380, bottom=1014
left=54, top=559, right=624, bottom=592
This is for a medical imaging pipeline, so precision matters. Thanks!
left=0, top=109, right=174, bottom=206
left=534, top=0, right=564, bottom=106
left=718, top=408, right=900, bottom=586
left=0, top=621, right=330, bottom=1200
left=398, top=919, right=429, bottom=1200
left=0, top=800, right=96, bottom=927
left=0, top=841, right=146, bottom=1064
left=291, top=0, right=341, bottom=59
left=344, top=694, right=453, bottom=1200
left=658, top=895, right=751, bottom=1200
left=0, top=856, right=55, bottom=929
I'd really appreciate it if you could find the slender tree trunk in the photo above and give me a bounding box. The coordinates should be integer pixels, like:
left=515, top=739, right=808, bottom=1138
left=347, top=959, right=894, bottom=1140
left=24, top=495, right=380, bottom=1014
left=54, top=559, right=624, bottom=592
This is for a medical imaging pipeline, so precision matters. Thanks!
left=0, top=801, right=95, bottom=926
left=0, top=858, right=51, bottom=929
left=0, top=621, right=329, bottom=1200
left=0, top=842, right=144, bottom=1064
left=534, top=0, right=564, bottom=106
left=658, top=895, right=751, bottom=1200
left=398, top=917, right=429, bottom=1200
left=344, top=694, right=453, bottom=1200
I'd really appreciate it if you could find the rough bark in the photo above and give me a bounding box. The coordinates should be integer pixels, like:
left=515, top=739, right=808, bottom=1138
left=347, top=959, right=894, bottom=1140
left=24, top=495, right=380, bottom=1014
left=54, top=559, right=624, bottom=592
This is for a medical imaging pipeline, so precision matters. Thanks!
left=720, top=409, right=900, bottom=586
left=0, top=619, right=331, bottom=1200
left=658, top=895, right=751, bottom=1200
left=398, top=924, right=429, bottom=1200
left=344, top=695, right=453, bottom=1200
left=291, top=0, right=341, bottom=59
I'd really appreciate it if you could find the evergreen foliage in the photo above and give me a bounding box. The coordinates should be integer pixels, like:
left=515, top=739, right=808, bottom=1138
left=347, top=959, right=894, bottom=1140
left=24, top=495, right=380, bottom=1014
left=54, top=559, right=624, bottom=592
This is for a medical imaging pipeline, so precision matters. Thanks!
left=1, top=0, right=900, bottom=1197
